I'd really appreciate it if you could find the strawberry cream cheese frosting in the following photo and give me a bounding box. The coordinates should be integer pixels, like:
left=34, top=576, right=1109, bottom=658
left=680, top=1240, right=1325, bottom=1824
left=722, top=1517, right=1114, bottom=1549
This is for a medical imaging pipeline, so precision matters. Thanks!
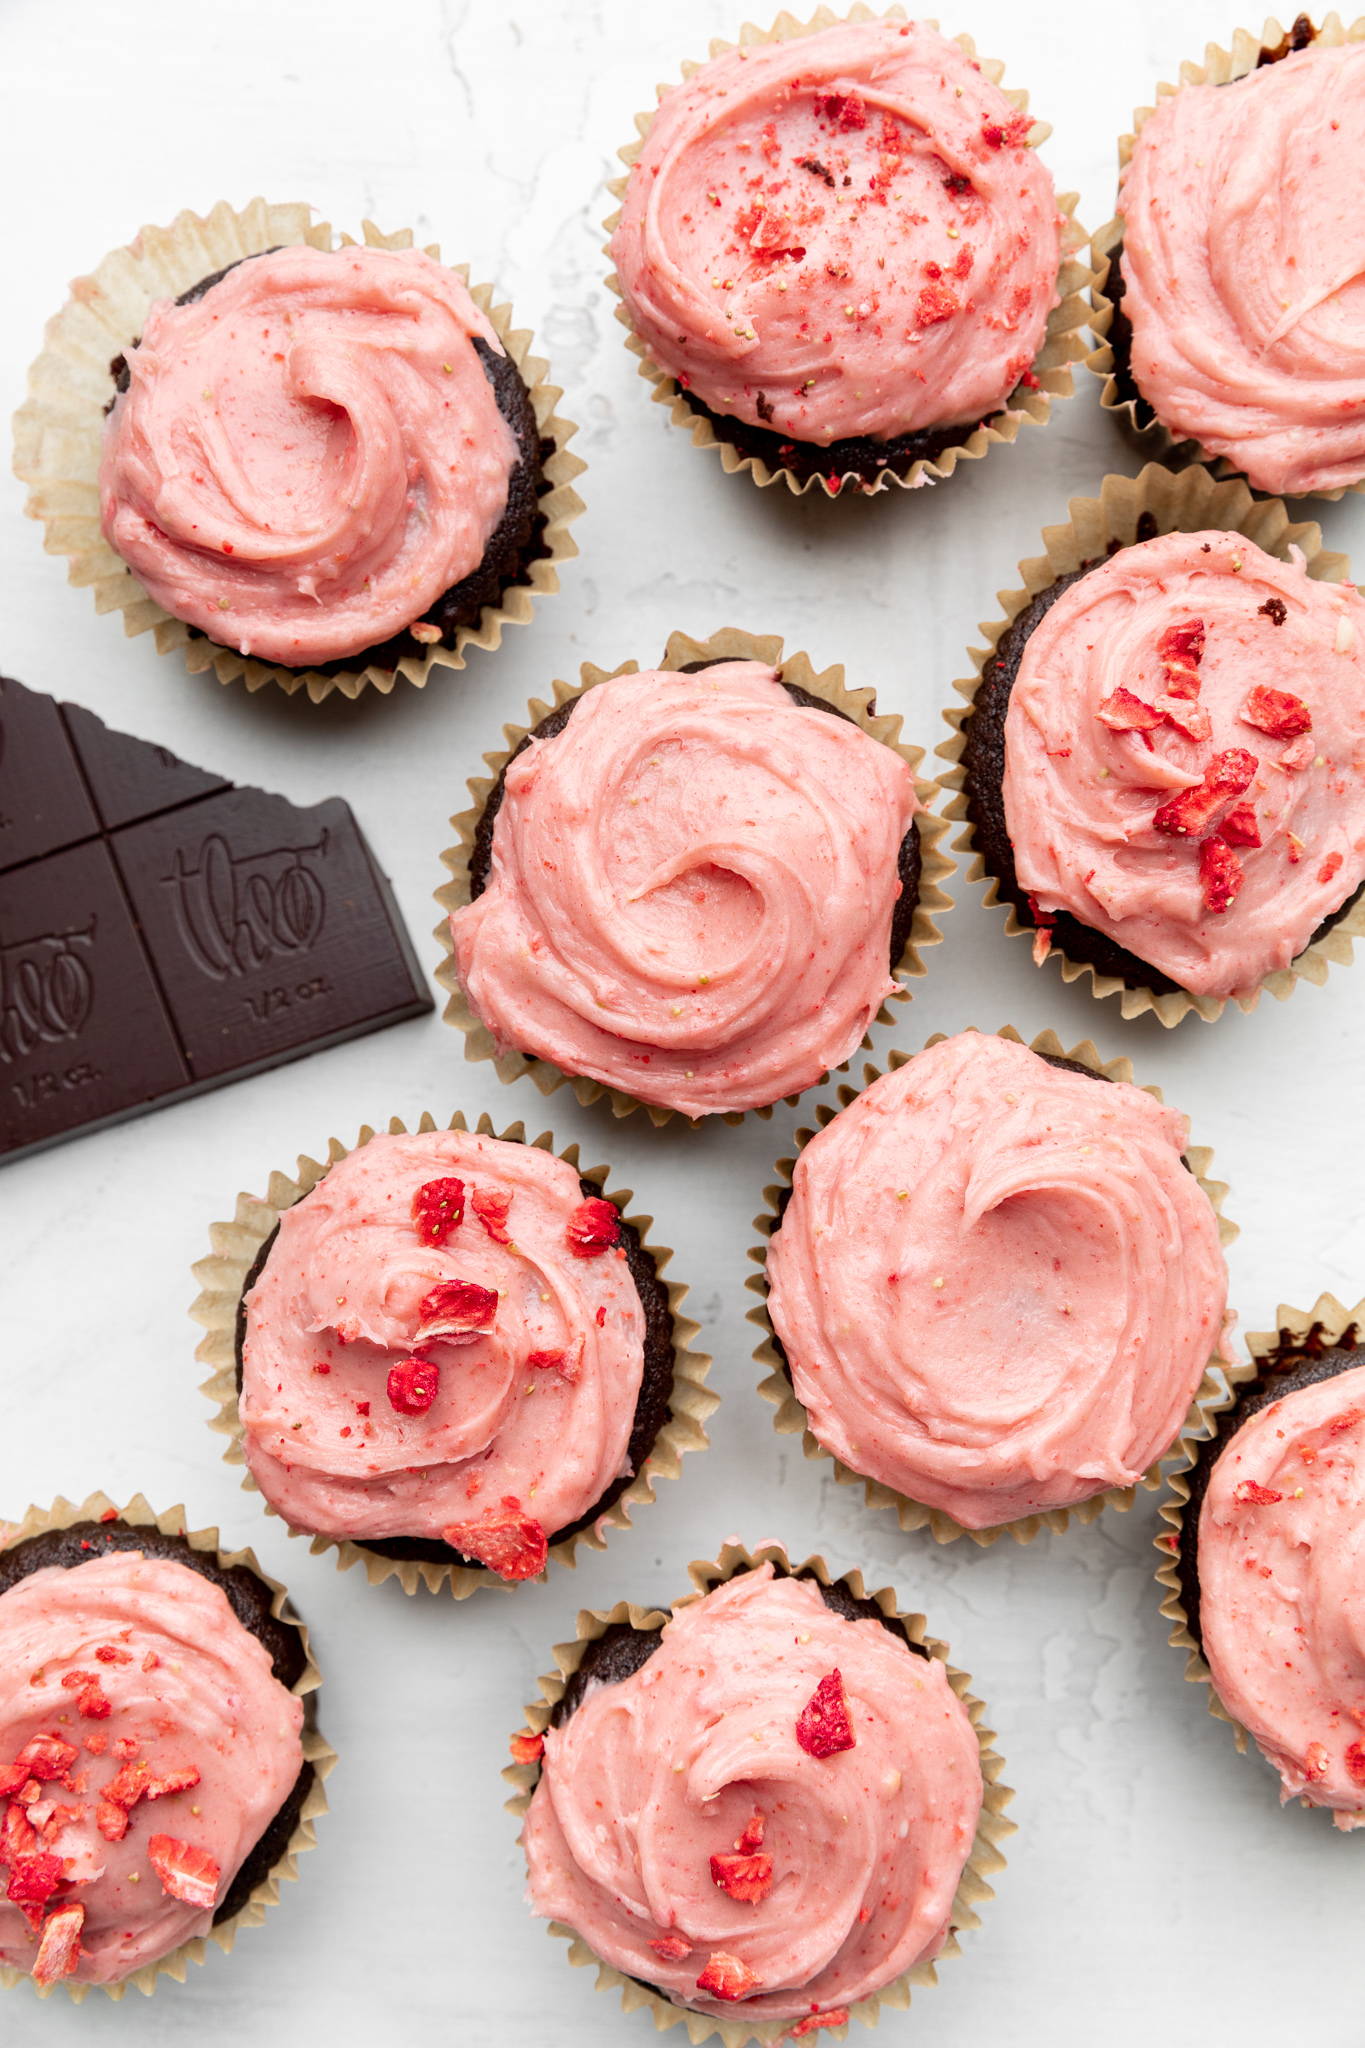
left=1196, top=1361, right=1365, bottom=1829
left=99, top=245, right=518, bottom=665
left=240, top=1131, right=644, bottom=1577
left=610, top=18, right=1062, bottom=444
left=1119, top=41, right=1365, bottom=496
left=765, top=1033, right=1228, bottom=1531
left=451, top=663, right=918, bottom=1118
left=522, top=1564, right=982, bottom=2022
left=1001, top=531, right=1365, bottom=997
left=0, top=1552, right=303, bottom=1986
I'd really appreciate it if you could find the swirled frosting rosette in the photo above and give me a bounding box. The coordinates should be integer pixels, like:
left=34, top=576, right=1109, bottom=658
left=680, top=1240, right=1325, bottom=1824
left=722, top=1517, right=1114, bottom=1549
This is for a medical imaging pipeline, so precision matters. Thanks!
left=1090, top=17, right=1365, bottom=497
left=193, top=1115, right=711, bottom=1596
left=0, top=1492, right=330, bottom=2002
left=441, top=636, right=952, bottom=1121
left=15, top=201, right=583, bottom=702
left=938, top=461, right=1365, bottom=1024
left=510, top=1549, right=1010, bottom=2036
left=1159, top=1297, right=1365, bottom=1829
left=758, top=1031, right=1231, bottom=1539
left=605, top=12, right=1090, bottom=493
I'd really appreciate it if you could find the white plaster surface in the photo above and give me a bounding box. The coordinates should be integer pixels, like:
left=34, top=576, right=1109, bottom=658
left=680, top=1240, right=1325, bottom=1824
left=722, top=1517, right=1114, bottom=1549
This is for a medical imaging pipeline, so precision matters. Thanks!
left=0, top=1, right=1362, bottom=2042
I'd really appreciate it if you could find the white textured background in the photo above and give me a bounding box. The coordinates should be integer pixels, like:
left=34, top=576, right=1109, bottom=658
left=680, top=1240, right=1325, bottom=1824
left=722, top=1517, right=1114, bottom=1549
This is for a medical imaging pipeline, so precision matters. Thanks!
left=1, top=2, right=1362, bottom=2043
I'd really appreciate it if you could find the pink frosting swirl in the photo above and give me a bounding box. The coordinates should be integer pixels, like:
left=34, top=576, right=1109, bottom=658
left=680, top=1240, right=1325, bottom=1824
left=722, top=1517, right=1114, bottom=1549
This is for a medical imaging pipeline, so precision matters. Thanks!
left=522, top=1563, right=982, bottom=2022
left=1197, top=1363, right=1365, bottom=1828
left=240, top=1131, right=646, bottom=1547
left=610, top=18, right=1061, bottom=444
left=1119, top=41, right=1365, bottom=495
left=1001, top=530, right=1365, bottom=998
left=765, top=1033, right=1228, bottom=1530
left=0, top=1551, right=303, bottom=1985
left=451, top=664, right=917, bottom=1117
left=99, top=245, right=518, bottom=664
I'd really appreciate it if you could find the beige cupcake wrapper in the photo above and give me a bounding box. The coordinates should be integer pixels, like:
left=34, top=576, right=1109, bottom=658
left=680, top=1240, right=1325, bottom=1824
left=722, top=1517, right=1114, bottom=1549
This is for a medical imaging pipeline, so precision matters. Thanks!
left=1154, top=1292, right=1365, bottom=1778
left=603, top=4, right=1094, bottom=498
left=435, top=625, right=955, bottom=1126
left=13, top=198, right=586, bottom=704
left=936, top=460, right=1365, bottom=1025
left=504, top=1537, right=1013, bottom=2045
left=0, top=1489, right=333, bottom=2002
left=190, top=1111, right=714, bottom=1596
left=748, top=1024, right=1238, bottom=1548
left=1086, top=15, right=1365, bottom=498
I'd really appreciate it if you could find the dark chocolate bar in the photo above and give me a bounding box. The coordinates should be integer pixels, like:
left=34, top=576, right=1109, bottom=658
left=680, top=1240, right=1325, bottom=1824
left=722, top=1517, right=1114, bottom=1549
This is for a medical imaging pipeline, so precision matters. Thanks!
left=0, top=675, right=432, bottom=1161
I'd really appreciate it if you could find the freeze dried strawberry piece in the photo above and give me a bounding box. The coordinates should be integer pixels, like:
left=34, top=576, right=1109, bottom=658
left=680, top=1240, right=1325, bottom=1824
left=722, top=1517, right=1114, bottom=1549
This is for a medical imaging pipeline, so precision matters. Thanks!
left=443, top=1499, right=548, bottom=1581
left=1319, top=851, right=1344, bottom=886
left=112, top=1737, right=139, bottom=1763
left=93, top=1646, right=132, bottom=1666
left=526, top=1348, right=579, bottom=1384
left=471, top=1186, right=513, bottom=1244
left=915, top=281, right=959, bottom=326
left=1219, top=804, right=1262, bottom=849
left=0, top=1763, right=26, bottom=1800
left=388, top=1357, right=440, bottom=1415
left=981, top=113, right=1031, bottom=148
left=796, top=1670, right=856, bottom=1758
left=789, top=2011, right=851, bottom=2038
left=1096, top=687, right=1163, bottom=734
left=1304, top=1742, right=1330, bottom=1782
left=566, top=1198, right=620, bottom=1258
left=650, top=1933, right=693, bottom=1962
left=412, top=1177, right=465, bottom=1248
left=737, top=1806, right=766, bottom=1854
left=416, top=1279, right=498, bottom=1341
left=509, top=1732, right=544, bottom=1766
left=6, top=1853, right=64, bottom=1905
left=696, top=1952, right=760, bottom=2001
left=13, top=1736, right=79, bottom=1785
left=1345, top=1742, right=1365, bottom=1786
left=147, top=1835, right=221, bottom=1910
left=1154, top=694, right=1213, bottom=742
left=96, top=1797, right=129, bottom=1843
left=31, top=1900, right=84, bottom=1987
left=1152, top=750, right=1256, bottom=837
left=814, top=89, right=866, bottom=129
left=1157, top=619, right=1205, bottom=695
left=2, top=1803, right=37, bottom=1863
left=710, top=1851, right=774, bottom=1904
left=36, top=1805, right=83, bottom=1848
left=1233, top=1480, right=1283, bottom=1506
left=1241, top=685, right=1311, bottom=740
left=1199, top=839, right=1244, bottom=915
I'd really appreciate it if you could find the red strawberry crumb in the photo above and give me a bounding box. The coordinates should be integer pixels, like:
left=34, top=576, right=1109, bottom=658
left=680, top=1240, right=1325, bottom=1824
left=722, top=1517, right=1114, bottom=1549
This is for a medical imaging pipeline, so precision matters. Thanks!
left=416, top=1279, right=498, bottom=1340
left=31, top=1901, right=84, bottom=1987
left=566, top=1198, right=620, bottom=1258
left=1233, top=1480, right=1283, bottom=1505
left=83, top=1732, right=108, bottom=1757
left=98, top=1509, right=118, bottom=1524
left=1319, top=851, right=1344, bottom=885
left=1152, top=750, right=1256, bottom=837
left=914, top=281, right=958, bottom=326
left=509, top=1732, right=544, bottom=1766
left=112, top=1738, right=139, bottom=1762
left=737, top=1806, right=766, bottom=1853
left=1241, top=685, right=1311, bottom=739
left=814, top=89, right=866, bottom=129
left=411, top=1177, right=465, bottom=1248
left=1344, top=1742, right=1365, bottom=1785
left=147, top=1835, right=221, bottom=1910
left=1304, top=1742, right=1330, bottom=1782
left=595, top=1305, right=607, bottom=1327
left=1097, top=687, right=1163, bottom=735
left=650, top=1933, right=693, bottom=1962
left=1199, top=838, right=1244, bottom=914
left=388, top=1357, right=440, bottom=1415
left=442, top=1499, right=548, bottom=1581
left=710, top=1851, right=774, bottom=1904
left=93, top=1646, right=131, bottom=1666
left=789, top=2014, right=851, bottom=2039
left=796, top=1670, right=856, bottom=1758
left=5, top=1853, right=64, bottom=1904
left=696, top=1952, right=760, bottom=2001
left=471, top=1186, right=513, bottom=1243
left=1219, top=804, right=1261, bottom=849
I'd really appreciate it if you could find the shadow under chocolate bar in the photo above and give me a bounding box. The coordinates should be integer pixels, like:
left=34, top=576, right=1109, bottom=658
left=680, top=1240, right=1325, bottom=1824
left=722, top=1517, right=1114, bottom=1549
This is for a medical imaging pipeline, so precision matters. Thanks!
left=0, top=675, right=432, bottom=1161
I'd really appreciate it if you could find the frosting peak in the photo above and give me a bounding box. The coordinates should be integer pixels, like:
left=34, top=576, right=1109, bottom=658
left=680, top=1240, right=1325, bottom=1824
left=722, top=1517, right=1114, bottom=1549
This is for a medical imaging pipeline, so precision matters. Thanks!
left=451, top=664, right=918, bottom=1117
left=522, top=1564, right=982, bottom=2021
left=765, top=1032, right=1228, bottom=1529
left=99, top=245, right=517, bottom=665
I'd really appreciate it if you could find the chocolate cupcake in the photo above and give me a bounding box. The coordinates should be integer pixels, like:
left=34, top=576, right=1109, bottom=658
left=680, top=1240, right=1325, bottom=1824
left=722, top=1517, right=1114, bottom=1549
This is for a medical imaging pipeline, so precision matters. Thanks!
left=14, top=202, right=583, bottom=703
left=1089, top=16, right=1365, bottom=498
left=506, top=1541, right=1012, bottom=2038
left=0, top=1492, right=330, bottom=1999
left=192, top=1113, right=712, bottom=1596
left=1158, top=1296, right=1365, bottom=1828
left=939, top=463, right=1365, bottom=1024
left=752, top=1028, right=1235, bottom=1546
left=437, top=628, right=953, bottom=1123
left=605, top=12, right=1091, bottom=496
